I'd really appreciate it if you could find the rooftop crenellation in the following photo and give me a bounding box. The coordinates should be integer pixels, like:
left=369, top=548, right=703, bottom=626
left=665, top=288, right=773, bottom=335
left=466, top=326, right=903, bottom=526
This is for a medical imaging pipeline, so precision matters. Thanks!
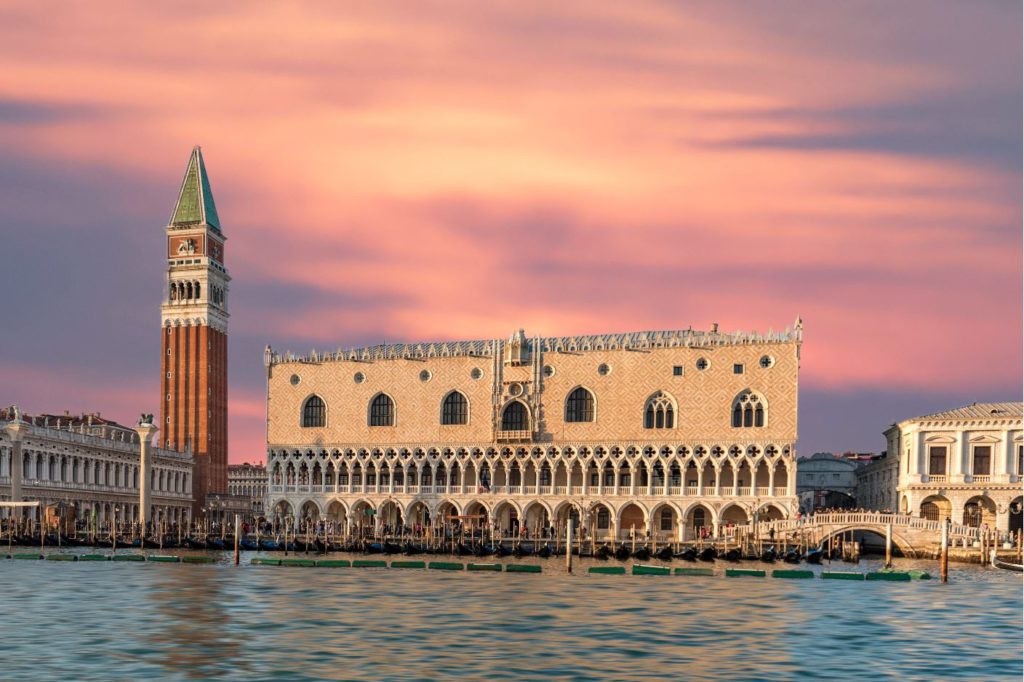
left=266, top=319, right=804, bottom=367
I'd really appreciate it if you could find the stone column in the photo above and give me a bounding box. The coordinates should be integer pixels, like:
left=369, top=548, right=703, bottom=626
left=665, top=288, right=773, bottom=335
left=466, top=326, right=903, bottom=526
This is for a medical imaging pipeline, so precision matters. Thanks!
left=135, top=421, right=158, bottom=531
left=950, top=432, right=966, bottom=483
left=4, top=421, right=27, bottom=516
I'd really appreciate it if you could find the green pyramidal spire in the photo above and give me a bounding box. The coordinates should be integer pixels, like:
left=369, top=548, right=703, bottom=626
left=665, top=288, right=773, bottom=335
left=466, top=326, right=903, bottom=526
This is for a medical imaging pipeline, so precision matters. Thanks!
left=169, top=146, right=221, bottom=231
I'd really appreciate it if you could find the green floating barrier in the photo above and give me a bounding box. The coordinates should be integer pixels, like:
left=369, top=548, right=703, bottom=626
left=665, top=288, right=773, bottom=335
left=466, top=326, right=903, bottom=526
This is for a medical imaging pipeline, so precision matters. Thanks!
left=182, top=555, right=216, bottom=564
left=726, top=568, right=766, bottom=578
left=45, top=554, right=78, bottom=561
left=251, top=557, right=281, bottom=566
left=112, top=554, right=146, bottom=562
left=391, top=560, right=425, bottom=569
left=79, top=554, right=109, bottom=562
left=589, top=566, right=626, bottom=575
left=633, top=564, right=671, bottom=576
left=675, top=567, right=714, bottom=576
left=822, top=571, right=864, bottom=581
left=316, top=559, right=351, bottom=568
left=352, top=559, right=387, bottom=568
left=908, top=570, right=932, bottom=580
left=467, top=563, right=502, bottom=572
left=506, top=564, right=542, bottom=573
left=866, top=571, right=911, bottom=581
left=428, top=561, right=464, bottom=571
left=13, top=553, right=43, bottom=560
left=148, top=555, right=181, bottom=563
left=280, top=558, right=317, bottom=567
left=772, top=569, right=814, bottom=579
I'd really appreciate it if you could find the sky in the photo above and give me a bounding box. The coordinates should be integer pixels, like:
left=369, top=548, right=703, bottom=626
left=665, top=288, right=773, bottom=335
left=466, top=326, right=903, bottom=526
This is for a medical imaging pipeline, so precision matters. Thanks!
left=0, top=1, right=1020, bottom=463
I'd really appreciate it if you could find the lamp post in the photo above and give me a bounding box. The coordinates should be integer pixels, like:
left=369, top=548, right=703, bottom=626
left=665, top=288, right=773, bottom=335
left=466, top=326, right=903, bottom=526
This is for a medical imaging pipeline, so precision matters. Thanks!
left=112, top=505, right=121, bottom=553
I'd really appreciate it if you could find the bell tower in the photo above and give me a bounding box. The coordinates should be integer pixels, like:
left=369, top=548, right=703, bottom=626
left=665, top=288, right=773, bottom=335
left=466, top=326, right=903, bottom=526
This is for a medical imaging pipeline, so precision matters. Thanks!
left=160, top=146, right=230, bottom=517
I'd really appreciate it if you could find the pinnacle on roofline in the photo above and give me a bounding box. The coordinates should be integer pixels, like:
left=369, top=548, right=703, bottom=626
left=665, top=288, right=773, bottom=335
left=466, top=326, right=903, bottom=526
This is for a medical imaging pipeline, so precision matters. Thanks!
left=169, top=145, right=221, bottom=231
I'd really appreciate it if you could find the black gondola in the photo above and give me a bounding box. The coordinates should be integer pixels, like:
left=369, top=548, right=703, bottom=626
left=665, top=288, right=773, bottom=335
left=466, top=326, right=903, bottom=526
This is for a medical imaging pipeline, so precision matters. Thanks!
left=240, top=538, right=259, bottom=551
left=186, top=537, right=208, bottom=550
left=260, top=539, right=281, bottom=551
left=208, top=538, right=226, bottom=551
left=760, top=546, right=777, bottom=563
left=364, top=542, right=384, bottom=554
left=698, top=547, right=717, bottom=562
left=782, top=548, right=801, bottom=563
left=594, top=544, right=612, bottom=560
left=632, top=546, right=651, bottom=560
left=803, top=548, right=823, bottom=564
left=614, top=544, right=631, bottom=561
left=675, top=546, right=698, bottom=561
left=513, top=543, right=534, bottom=557
left=536, top=543, right=552, bottom=558
left=492, top=543, right=511, bottom=557
left=383, top=542, right=402, bottom=554
left=654, top=546, right=674, bottom=562
left=403, top=542, right=422, bottom=555
left=724, top=548, right=742, bottom=562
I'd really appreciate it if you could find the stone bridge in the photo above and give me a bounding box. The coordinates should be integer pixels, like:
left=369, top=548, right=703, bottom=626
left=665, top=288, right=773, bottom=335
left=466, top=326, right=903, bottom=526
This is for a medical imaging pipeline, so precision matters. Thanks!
left=746, top=511, right=983, bottom=558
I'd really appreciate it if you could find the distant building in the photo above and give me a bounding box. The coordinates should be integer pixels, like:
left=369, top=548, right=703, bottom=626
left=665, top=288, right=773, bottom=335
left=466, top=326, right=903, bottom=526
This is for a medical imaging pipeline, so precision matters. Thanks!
left=890, top=402, right=1022, bottom=533
left=266, top=322, right=804, bottom=540
left=228, top=462, right=267, bottom=519
left=795, top=452, right=859, bottom=512
left=0, top=408, right=193, bottom=524
left=854, top=453, right=898, bottom=512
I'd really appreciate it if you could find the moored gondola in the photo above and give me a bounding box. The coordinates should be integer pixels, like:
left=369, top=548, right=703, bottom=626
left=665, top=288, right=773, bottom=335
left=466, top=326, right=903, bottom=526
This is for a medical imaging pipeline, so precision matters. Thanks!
left=698, top=547, right=717, bottom=562
left=632, top=545, right=651, bottom=561
left=207, top=537, right=226, bottom=551
left=186, top=537, right=208, bottom=550
left=260, top=539, right=281, bottom=551
left=760, top=546, right=777, bottom=563
left=403, top=541, right=422, bottom=555
left=781, top=548, right=800, bottom=563
left=513, top=543, right=534, bottom=557
left=594, top=543, right=612, bottom=560
left=240, top=538, right=259, bottom=551
left=803, top=548, right=823, bottom=564
left=492, top=543, right=511, bottom=557
left=536, top=543, right=552, bottom=558
left=724, top=548, right=742, bottom=562
left=614, top=544, right=631, bottom=561
left=675, top=546, right=698, bottom=561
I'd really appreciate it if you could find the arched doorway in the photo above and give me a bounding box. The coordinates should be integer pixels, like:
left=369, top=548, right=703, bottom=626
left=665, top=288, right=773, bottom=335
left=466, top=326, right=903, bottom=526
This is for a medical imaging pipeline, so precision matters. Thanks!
left=919, top=495, right=951, bottom=522
left=1009, top=497, right=1023, bottom=534
left=522, top=501, right=551, bottom=537
left=961, top=495, right=996, bottom=528
left=378, top=500, right=403, bottom=532
left=618, top=502, right=646, bottom=539
left=685, top=504, right=713, bottom=540
left=650, top=503, right=678, bottom=541
left=273, top=500, right=294, bottom=528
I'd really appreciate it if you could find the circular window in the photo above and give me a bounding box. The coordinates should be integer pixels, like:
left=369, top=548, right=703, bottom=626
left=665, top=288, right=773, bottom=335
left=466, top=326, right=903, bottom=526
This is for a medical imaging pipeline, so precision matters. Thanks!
left=353, top=372, right=365, bottom=384
left=508, top=383, right=523, bottom=397
left=543, top=365, right=555, bottom=378
left=597, top=363, right=610, bottom=376
left=471, top=368, right=483, bottom=380
left=289, top=374, right=300, bottom=386
left=419, top=369, right=432, bottom=382
left=760, top=355, right=775, bottom=369
left=696, top=357, right=709, bottom=371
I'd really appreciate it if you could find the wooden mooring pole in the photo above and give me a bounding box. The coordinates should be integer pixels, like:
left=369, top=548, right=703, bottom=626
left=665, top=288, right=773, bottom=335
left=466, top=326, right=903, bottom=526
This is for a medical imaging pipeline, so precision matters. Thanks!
left=885, top=523, right=893, bottom=569
left=233, top=514, right=241, bottom=566
left=940, top=518, right=949, bottom=583
left=566, top=518, right=573, bottom=574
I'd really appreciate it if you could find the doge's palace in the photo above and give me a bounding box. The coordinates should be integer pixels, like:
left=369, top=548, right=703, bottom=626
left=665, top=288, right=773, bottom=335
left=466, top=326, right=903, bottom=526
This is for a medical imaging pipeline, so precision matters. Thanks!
left=266, top=321, right=803, bottom=541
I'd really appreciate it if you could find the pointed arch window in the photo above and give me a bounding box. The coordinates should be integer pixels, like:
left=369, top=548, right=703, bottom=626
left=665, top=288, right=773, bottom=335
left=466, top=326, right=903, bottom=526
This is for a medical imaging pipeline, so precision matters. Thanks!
left=369, top=394, right=395, bottom=426
left=731, top=391, right=766, bottom=428
left=643, top=391, right=675, bottom=429
left=301, top=395, right=325, bottom=428
left=501, top=401, right=529, bottom=431
left=441, top=391, right=468, bottom=425
left=565, top=387, right=595, bottom=423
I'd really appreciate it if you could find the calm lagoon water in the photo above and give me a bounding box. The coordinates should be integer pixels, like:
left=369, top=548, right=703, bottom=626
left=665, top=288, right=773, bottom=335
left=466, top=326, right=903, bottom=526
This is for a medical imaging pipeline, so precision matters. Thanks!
left=0, top=553, right=1020, bottom=681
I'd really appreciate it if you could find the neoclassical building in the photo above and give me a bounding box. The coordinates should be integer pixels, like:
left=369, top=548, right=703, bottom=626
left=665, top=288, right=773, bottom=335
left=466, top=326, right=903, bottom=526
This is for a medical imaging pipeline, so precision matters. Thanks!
left=228, top=462, right=267, bottom=520
left=890, top=402, right=1022, bottom=533
left=0, top=409, right=193, bottom=524
left=265, top=321, right=803, bottom=541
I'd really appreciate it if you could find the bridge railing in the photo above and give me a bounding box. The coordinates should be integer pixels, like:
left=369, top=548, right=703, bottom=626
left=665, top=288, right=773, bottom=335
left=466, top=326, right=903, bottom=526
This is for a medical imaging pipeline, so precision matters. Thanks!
left=746, top=511, right=981, bottom=542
